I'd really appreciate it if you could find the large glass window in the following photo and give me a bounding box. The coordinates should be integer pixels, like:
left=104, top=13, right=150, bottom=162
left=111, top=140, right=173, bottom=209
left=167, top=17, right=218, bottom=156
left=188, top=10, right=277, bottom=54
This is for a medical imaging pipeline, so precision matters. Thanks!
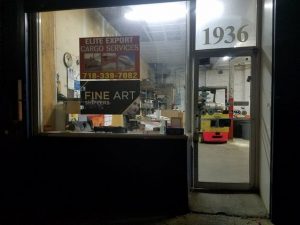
left=38, top=2, right=188, bottom=134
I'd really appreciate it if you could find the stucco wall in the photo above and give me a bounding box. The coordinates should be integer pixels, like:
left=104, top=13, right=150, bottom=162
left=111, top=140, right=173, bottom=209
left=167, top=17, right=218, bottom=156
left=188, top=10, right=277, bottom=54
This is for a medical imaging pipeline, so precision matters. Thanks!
left=259, top=0, right=273, bottom=213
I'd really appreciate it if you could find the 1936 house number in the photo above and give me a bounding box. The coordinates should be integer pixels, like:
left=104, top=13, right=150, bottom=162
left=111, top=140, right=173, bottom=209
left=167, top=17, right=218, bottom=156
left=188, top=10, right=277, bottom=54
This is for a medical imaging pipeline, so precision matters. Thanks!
left=203, top=25, right=249, bottom=45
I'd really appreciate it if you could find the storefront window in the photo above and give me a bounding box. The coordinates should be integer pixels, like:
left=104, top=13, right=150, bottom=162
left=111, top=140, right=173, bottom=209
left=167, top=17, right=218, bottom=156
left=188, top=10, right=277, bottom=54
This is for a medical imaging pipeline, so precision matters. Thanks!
left=38, top=2, right=188, bottom=134
left=195, top=0, right=257, bottom=50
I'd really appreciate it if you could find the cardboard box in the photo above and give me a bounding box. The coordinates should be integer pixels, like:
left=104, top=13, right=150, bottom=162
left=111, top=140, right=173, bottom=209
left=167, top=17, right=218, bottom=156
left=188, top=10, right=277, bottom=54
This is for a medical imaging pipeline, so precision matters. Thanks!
left=161, top=109, right=185, bottom=128
left=65, top=101, right=80, bottom=113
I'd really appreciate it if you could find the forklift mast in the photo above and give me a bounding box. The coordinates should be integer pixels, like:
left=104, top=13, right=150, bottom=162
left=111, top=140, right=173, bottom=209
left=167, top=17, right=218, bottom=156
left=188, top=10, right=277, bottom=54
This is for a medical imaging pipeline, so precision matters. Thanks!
left=198, top=86, right=228, bottom=113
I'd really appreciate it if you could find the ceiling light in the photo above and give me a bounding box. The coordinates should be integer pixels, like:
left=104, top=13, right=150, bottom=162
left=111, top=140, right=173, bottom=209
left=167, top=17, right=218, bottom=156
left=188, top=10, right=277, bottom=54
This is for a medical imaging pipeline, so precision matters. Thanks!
left=124, top=2, right=187, bottom=23
left=223, top=56, right=230, bottom=61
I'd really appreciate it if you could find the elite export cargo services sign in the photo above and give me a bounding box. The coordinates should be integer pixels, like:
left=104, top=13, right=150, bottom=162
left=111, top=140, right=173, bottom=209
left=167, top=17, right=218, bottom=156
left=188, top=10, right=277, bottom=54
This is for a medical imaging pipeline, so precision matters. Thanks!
left=79, top=36, right=140, bottom=79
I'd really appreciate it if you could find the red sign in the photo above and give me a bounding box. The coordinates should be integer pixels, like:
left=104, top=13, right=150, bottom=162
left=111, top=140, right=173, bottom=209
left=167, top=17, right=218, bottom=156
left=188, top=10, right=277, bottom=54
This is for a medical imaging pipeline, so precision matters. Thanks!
left=79, top=36, right=140, bottom=79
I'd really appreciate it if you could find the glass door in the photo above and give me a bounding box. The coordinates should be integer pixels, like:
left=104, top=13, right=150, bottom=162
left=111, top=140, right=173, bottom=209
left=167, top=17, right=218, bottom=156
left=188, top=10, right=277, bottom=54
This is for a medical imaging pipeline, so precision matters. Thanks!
left=193, top=49, right=258, bottom=190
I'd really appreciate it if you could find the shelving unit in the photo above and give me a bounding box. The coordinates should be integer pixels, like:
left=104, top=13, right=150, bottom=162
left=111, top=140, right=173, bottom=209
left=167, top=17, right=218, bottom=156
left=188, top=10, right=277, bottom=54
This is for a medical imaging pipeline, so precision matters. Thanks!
left=140, top=79, right=156, bottom=116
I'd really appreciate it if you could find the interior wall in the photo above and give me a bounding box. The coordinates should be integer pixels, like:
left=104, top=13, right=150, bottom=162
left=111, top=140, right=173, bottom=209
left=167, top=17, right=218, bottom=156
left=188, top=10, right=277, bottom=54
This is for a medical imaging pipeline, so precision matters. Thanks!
left=54, top=9, right=121, bottom=99
left=199, top=67, right=251, bottom=113
left=259, top=0, right=272, bottom=213
left=41, top=12, right=56, bottom=131
left=54, top=9, right=85, bottom=98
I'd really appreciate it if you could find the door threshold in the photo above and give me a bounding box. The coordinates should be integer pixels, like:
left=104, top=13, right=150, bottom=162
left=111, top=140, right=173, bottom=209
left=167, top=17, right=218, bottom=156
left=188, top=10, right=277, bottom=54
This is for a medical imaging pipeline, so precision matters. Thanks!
left=188, top=192, right=268, bottom=218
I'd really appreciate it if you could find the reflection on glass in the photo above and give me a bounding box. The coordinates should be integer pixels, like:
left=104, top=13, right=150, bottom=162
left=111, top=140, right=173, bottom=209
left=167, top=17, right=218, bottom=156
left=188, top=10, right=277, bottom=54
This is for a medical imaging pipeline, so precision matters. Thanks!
left=39, top=2, right=187, bottom=134
left=124, top=2, right=187, bottom=22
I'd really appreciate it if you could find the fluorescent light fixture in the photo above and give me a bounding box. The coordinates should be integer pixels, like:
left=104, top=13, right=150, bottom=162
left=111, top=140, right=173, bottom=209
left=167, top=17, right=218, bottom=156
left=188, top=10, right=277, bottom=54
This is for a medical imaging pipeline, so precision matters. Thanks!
left=223, top=56, right=230, bottom=61
left=124, top=2, right=187, bottom=23
left=196, top=0, right=224, bottom=24
left=234, top=42, right=242, bottom=48
left=264, top=2, right=273, bottom=9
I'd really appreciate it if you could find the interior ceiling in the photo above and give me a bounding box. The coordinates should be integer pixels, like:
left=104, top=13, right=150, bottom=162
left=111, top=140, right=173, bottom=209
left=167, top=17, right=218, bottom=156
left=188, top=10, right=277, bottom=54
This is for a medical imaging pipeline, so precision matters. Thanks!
left=97, top=5, right=187, bottom=66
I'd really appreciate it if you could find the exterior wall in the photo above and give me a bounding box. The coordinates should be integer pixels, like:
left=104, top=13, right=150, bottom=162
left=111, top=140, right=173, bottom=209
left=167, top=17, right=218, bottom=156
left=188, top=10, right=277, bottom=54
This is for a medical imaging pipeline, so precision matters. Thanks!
left=271, top=0, right=299, bottom=223
left=259, top=0, right=273, bottom=213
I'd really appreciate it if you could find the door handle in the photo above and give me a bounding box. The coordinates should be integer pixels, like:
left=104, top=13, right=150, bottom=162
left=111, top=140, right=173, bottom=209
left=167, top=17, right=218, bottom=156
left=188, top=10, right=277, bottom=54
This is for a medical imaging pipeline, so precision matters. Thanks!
left=17, top=80, right=23, bottom=122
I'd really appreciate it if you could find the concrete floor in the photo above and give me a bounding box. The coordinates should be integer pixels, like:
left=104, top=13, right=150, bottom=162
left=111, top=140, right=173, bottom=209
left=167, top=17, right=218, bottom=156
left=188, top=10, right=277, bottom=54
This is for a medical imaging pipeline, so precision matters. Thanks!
left=131, top=214, right=273, bottom=225
left=198, top=138, right=249, bottom=183
left=189, top=192, right=268, bottom=218
left=95, top=192, right=271, bottom=225
left=48, top=214, right=273, bottom=225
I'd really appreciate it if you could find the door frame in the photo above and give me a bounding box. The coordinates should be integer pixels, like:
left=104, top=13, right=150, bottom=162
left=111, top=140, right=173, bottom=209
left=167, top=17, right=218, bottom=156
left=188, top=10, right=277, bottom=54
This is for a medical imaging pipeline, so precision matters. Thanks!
left=192, top=47, right=259, bottom=191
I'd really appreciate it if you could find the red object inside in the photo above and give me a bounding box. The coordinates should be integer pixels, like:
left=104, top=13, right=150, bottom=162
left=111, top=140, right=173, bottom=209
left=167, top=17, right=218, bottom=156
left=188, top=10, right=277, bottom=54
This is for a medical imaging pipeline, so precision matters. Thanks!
left=202, top=132, right=228, bottom=143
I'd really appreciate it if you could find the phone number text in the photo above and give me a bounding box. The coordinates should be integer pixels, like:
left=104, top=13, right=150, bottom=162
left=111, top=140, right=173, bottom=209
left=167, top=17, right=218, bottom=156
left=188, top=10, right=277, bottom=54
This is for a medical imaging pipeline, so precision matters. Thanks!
left=81, top=72, right=139, bottom=79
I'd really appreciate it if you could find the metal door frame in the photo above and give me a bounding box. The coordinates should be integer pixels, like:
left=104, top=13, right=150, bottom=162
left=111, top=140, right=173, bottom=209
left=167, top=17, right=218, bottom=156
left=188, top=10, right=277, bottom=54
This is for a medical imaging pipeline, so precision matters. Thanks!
left=192, top=47, right=259, bottom=191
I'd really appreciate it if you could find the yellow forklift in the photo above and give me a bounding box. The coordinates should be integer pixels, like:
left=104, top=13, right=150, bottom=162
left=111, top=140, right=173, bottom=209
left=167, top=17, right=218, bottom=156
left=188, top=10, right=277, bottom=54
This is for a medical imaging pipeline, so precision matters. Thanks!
left=198, top=86, right=231, bottom=143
